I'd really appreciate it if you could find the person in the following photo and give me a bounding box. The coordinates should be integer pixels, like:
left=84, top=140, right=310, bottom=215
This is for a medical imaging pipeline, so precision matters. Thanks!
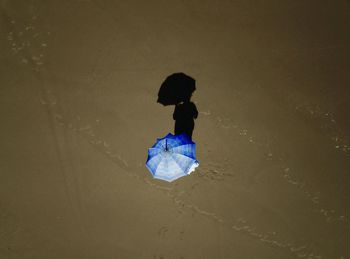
left=173, top=95, right=198, bottom=140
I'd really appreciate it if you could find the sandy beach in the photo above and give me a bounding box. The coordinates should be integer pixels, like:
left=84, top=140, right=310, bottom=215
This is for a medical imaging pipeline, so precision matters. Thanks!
left=1, top=0, right=350, bottom=258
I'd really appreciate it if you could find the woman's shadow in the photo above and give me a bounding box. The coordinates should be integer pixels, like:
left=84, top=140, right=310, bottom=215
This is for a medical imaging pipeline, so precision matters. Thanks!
left=173, top=93, right=198, bottom=140
left=157, top=72, right=198, bottom=140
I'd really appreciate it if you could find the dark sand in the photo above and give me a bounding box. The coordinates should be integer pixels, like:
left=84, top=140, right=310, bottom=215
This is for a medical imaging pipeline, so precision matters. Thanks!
left=1, top=0, right=350, bottom=258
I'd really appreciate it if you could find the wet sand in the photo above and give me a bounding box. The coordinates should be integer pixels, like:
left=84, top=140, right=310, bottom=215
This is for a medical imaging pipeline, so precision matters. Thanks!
left=1, top=0, right=349, bottom=258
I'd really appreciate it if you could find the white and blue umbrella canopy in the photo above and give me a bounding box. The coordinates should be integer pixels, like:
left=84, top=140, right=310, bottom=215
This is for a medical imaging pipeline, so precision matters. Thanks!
left=146, top=133, right=199, bottom=182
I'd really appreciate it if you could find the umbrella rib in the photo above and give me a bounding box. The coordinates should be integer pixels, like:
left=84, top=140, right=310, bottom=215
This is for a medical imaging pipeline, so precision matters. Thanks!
left=170, top=143, right=195, bottom=149
left=169, top=145, right=195, bottom=159
left=168, top=154, right=186, bottom=172
left=170, top=152, right=194, bottom=160
left=170, top=153, right=198, bottom=174
left=147, top=154, right=163, bottom=174
left=154, top=155, right=167, bottom=174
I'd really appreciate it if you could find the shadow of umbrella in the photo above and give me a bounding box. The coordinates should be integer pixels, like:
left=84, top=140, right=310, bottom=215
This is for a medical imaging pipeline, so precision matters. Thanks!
left=157, top=72, right=196, bottom=106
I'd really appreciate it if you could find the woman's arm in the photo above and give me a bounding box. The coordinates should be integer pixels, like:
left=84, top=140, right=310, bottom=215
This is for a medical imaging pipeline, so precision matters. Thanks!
left=173, top=106, right=178, bottom=120
left=192, top=103, right=198, bottom=119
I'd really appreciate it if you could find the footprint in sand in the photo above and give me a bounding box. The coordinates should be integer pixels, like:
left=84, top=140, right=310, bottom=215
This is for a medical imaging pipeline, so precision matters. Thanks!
left=7, top=17, right=49, bottom=70
left=158, top=226, right=168, bottom=238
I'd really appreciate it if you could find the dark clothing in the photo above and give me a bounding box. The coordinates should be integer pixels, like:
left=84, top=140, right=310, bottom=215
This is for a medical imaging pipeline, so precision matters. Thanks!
left=173, top=101, right=198, bottom=139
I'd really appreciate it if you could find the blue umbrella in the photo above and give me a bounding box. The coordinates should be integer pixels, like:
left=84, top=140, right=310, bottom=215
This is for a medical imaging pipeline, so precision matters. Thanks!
left=146, top=133, right=199, bottom=182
